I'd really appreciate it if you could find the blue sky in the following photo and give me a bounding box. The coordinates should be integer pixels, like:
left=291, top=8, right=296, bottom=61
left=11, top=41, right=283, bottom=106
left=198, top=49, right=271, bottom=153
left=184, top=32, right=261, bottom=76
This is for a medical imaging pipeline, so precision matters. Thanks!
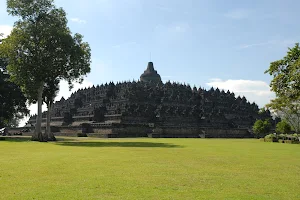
left=1, top=0, right=299, bottom=113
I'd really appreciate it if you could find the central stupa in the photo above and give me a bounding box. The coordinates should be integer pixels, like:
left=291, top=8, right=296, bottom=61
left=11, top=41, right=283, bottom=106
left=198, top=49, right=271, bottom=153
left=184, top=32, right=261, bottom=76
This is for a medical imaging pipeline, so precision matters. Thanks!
left=140, top=62, right=162, bottom=83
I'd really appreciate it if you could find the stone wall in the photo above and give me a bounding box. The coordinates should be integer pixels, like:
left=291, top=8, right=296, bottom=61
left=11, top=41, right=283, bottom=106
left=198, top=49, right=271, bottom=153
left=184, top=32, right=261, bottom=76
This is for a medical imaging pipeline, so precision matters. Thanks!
left=7, top=125, right=253, bottom=138
left=112, top=127, right=150, bottom=138
left=149, top=128, right=252, bottom=138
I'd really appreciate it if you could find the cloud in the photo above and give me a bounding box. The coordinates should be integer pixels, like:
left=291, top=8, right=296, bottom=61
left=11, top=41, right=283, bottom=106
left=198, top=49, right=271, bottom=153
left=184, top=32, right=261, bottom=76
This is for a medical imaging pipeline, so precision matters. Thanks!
left=19, top=79, right=93, bottom=127
left=225, top=9, right=252, bottom=20
left=206, top=79, right=275, bottom=108
left=70, top=18, right=87, bottom=24
left=0, top=25, right=13, bottom=38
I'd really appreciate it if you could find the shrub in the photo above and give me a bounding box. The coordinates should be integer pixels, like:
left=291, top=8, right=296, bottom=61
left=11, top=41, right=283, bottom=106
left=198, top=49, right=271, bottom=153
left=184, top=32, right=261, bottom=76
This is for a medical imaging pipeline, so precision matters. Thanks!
left=264, top=134, right=278, bottom=142
left=265, top=134, right=276, bottom=139
left=0, top=137, right=5, bottom=141
left=253, top=119, right=271, bottom=138
left=264, top=138, right=273, bottom=142
left=278, top=139, right=285, bottom=143
left=278, top=134, right=286, bottom=140
left=284, top=140, right=299, bottom=144
left=276, top=120, right=291, bottom=134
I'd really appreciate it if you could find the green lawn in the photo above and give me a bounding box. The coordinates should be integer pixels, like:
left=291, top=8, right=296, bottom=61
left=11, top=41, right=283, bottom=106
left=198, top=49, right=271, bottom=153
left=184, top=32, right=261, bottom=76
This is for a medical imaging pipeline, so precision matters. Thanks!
left=0, top=137, right=300, bottom=200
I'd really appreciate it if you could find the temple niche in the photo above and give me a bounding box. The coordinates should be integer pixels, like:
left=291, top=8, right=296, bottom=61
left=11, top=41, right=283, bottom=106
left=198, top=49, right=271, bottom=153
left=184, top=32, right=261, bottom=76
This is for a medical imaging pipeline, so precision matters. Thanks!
left=28, top=62, right=273, bottom=136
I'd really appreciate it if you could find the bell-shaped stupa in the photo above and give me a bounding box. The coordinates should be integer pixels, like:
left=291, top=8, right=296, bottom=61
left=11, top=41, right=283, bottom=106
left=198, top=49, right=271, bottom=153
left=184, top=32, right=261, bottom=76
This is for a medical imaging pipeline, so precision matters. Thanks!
left=140, top=62, right=162, bottom=83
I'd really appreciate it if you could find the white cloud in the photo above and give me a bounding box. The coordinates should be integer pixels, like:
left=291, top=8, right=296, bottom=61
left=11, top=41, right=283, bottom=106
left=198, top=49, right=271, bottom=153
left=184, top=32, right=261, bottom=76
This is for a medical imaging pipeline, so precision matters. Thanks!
left=19, top=79, right=93, bottom=127
left=70, top=18, right=87, bottom=24
left=206, top=79, right=275, bottom=108
left=0, top=25, right=13, bottom=38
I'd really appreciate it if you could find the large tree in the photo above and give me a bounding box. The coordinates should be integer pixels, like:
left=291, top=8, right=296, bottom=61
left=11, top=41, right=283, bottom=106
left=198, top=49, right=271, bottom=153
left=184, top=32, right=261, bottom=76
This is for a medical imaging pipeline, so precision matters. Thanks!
left=43, top=77, right=60, bottom=141
left=265, top=43, right=300, bottom=100
left=265, top=43, right=300, bottom=133
left=0, top=0, right=91, bottom=141
left=0, top=56, right=29, bottom=127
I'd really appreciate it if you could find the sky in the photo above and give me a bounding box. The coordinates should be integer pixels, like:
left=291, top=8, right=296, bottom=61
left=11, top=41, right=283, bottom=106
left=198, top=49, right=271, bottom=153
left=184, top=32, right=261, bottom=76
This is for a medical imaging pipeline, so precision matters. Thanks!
left=1, top=0, right=299, bottom=126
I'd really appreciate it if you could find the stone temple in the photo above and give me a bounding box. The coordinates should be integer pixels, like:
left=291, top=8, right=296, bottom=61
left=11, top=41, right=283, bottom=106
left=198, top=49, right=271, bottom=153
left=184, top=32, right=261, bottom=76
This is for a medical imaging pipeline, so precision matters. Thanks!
left=27, top=62, right=273, bottom=138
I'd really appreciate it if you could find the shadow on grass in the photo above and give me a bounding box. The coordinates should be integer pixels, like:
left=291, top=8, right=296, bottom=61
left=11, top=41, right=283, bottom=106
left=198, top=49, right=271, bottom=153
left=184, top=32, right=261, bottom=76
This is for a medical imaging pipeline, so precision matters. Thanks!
left=56, top=141, right=183, bottom=148
left=0, top=136, right=77, bottom=143
left=0, top=136, right=31, bottom=142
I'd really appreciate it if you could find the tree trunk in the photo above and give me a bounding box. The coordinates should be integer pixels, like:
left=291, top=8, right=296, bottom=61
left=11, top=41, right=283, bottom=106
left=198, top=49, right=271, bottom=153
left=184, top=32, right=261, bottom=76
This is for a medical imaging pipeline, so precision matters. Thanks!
left=32, top=83, right=46, bottom=142
left=46, top=102, right=56, bottom=141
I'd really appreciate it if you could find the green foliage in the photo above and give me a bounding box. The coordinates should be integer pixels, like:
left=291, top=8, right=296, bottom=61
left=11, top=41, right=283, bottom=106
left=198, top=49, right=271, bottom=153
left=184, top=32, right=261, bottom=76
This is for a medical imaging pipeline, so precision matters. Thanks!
left=284, top=140, right=299, bottom=144
left=276, top=120, right=292, bottom=134
left=264, top=134, right=278, bottom=142
left=265, top=43, right=300, bottom=134
left=0, top=57, right=29, bottom=127
left=1, top=0, right=91, bottom=140
left=278, top=134, right=286, bottom=140
left=265, top=43, right=300, bottom=99
left=264, top=133, right=300, bottom=144
left=252, top=119, right=271, bottom=138
left=264, top=133, right=276, bottom=139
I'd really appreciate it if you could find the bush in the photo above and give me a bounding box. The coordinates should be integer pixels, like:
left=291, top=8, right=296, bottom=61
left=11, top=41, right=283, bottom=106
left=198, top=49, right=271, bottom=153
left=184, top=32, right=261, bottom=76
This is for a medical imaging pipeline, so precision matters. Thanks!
left=264, top=138, right=274, bottom=142
left=284, top=140, right=299, bottom=144
left=77, top=133, right=88, bottom=137
left=264, top=134, right=278, bottom=142
left=278, top=139, right=285, bottom=143
left=253, top=119, right=271, bottom=138
left=0, top=137, right=5, bottom=141
left=276, top=120, right=291, bottom=134
left=278, top=134, right=286, bottom=140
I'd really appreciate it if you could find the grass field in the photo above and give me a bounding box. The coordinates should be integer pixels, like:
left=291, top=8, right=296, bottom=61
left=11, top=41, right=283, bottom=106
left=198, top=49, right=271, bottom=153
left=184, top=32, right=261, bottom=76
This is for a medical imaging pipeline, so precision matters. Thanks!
left=0, top=137, right=300, bottom=200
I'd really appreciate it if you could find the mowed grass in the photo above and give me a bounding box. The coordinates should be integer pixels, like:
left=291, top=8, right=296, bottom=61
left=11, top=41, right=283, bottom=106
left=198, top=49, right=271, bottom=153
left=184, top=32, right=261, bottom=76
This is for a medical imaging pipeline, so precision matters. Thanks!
left=0, top=137, right=300, bottom=200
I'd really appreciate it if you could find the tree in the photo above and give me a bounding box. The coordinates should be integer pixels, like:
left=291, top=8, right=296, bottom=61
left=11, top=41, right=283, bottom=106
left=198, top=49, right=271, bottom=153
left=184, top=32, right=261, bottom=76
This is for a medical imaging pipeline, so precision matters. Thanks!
left=0, top=57, right=29, bottom=127
left=252, top=119, right=271, bottom=138
left=265, top=44, right=300, bottom=133
left=265, top=43, right=300, bottom=100
left=0, top=0, right=91, bottom=141
left=276, top=120, right=292, bottom=134
left=268, top=98, right=300, bottom=133
left=43, top=77, right=59, bottom=141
